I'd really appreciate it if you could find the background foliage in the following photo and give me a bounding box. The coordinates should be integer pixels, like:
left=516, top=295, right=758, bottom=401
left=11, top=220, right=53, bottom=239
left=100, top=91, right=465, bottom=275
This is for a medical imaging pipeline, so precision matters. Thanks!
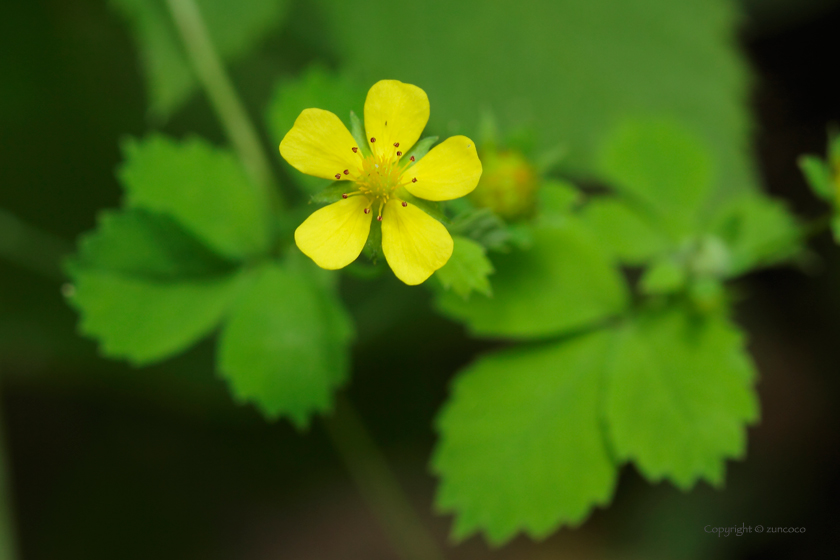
left=2, top=0, right=840, bottom=558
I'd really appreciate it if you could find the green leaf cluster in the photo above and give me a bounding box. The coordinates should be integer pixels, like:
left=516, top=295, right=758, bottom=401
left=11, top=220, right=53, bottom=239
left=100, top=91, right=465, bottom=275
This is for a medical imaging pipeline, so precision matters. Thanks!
left=799, top=130, right=840, bottom=241
left=67, top=134, right=353, bottom=427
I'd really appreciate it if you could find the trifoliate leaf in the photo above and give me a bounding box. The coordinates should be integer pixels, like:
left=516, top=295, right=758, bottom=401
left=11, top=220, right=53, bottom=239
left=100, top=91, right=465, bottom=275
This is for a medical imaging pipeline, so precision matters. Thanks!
left=579, top=197, right=671, bottom=265
left=217, top=263, right=353, bottom=428
left=69, top=270, right=247, bottom=365
left=266, top=66, right=366, bottom=193
left=119, top=134, right=272, bottom=260
left=798, top=155, right=834, bottom=201
left=640, top=259, right=686, bottom=295
left=709, top=193, right=801, bottom=275
left=70, top=208, right=235, bottom=280
left=436, top=219, right=628, bottom=339
left=598, top=119, right=714, bottom=239
left=435, top=236, right=494, bottom=299
left=321, top=0, right=757, bottom=199
left=111, top=0, right=289, bottom=118
left=603, top=306, right=759, bottom=489
left=433, top=330, right=618, bottom=544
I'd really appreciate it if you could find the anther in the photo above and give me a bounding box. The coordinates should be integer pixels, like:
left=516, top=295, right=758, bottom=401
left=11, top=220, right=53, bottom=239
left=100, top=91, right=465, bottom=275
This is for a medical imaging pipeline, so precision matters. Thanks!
left=342, top=193, right=348, bottom=199
left=343, top=169, right=349, bottom=175
left=377, top=215, right=383, bottom=222
left=335, top=174, right=341, bottom=180
left=394, top=142, right=400, bottom=147
left=364, top=208, right=371, bottom=214
left=352, top=147, right=358, bottom=153
left=410, top=156, right=415, bottom=162
left=411, top=177, right=417, bottom=183
left=401, top=201, right=408, bottom=207
left=396, top=151, right=402, bottom=156
left=370, top=137, right=376, bottom=143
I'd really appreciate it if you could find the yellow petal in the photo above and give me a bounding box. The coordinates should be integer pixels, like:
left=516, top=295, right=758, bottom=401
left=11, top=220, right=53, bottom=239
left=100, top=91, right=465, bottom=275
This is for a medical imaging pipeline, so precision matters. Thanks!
left=280, top=108, right=361, bottom=181
left=381, top=199, right=453, bottom=285
left=403, top=136, right=482, bottom=201
left=364, top=80, right=430, bottom=160
left=295, top=196, right=372, bottom=270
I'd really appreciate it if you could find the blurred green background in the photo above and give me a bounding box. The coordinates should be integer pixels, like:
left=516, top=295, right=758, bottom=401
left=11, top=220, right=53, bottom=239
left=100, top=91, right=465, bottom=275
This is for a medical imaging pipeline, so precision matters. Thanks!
left=2, top=0, right=839, bottom=558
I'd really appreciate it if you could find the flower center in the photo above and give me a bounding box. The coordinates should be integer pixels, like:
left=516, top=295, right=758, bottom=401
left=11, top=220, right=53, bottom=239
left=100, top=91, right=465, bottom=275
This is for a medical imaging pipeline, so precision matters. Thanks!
left=341, top=141, right=416, bottom=221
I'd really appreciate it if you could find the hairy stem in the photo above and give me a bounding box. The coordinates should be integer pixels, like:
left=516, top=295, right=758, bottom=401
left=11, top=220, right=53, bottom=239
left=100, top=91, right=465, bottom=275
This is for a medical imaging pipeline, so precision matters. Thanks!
left=165, top=0, right=282, bottom=208
left=323, top=395, right=446, bottom=560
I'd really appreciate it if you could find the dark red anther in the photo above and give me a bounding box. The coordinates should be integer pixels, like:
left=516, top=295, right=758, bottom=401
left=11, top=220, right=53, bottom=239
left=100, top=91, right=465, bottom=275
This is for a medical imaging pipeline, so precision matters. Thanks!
left=411, top=177, right=417, bottom=183
left=343, top=169, right=349, bottom=175
left=409, top=156, right=415, bottom=162
left=335, top=174, right=341, bottom=180
left=364, top=208, right=371, bottom=214
left=396, top=151, right=402, bottom=156
left=370, top=137, right=376, bottom=143
left=393, top=142, right=400, bottom=147
left=352, top=147, right=358, bottom=153
left=401, top=201, right=408, bottom=207
left=377, top=215, right=383, bottom=221
left=342, top=193, right=348, bottom=199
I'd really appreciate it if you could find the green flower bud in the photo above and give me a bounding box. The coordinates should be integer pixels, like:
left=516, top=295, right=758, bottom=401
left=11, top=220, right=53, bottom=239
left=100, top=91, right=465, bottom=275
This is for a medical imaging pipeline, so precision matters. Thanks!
left=469, top=150, right=538, bottom=220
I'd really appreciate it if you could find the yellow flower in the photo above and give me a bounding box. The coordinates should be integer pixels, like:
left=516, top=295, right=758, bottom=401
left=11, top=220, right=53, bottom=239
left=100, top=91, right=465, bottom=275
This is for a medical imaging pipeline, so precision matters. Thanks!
left=279, top=80, right=483, bottom=285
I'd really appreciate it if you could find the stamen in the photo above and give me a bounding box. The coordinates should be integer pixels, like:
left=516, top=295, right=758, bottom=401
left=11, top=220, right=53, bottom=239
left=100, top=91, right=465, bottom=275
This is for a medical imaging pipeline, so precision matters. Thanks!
left=364, top=208, right=371, bottom=214
left=412, top=177, right=417, bottom=183
left=393, top=142, right=400, bottom=147
left=335, top=174, right=341, bottom=180
left=402, top=201, right=408, bottom=207
left=377, top=215, right=383, bottom=221
left=342, top=194, right=348, bottom=199
left=370, top=137, right=376, bottom=143
left=396, top=151, right=402, bottom=156
left=410, top=156, right=415, bottom=162
left=352, top=147, right=358, bottom=153
left=343, top=169, right=349, bottom=175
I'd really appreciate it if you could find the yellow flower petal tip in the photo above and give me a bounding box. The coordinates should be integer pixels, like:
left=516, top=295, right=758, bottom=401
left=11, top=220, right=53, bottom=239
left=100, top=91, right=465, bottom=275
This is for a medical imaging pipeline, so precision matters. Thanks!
left=282, top=80, right=479, bottom=285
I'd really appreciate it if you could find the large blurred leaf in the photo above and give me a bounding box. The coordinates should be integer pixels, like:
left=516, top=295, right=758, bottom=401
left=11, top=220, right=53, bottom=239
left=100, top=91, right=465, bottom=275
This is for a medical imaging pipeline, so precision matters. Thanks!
left=111, top=0, right=289, bottom=118
left=598, top=119, right=714, bottom=238
left=436, top=219, right=627, bottom=339
left=119, top=134, right=272, bottom=260
left=433, top=330, right=617, bottom=544
left=266, top=66, right=366, bottom=193
left=318, top=0, right=756, bottom=198
left=579, top=197, right=671, bottom=265
left=604, top=306, right=759, bottom=489
left=218, top=263, right=353, bottom=428
left=71, top=208, right=235, bottom=280
left=70, top=270, right=246, bottom=365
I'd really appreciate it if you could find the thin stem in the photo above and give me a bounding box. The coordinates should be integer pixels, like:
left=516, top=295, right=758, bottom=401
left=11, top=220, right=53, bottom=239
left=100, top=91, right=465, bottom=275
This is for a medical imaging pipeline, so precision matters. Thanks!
left=164, top=0, right=282, bottom=208
left=0, top=383, right=20, bottom=560
left=322, top=395, right=447, bottom=560
left=0, top=208, right=71, bottom=281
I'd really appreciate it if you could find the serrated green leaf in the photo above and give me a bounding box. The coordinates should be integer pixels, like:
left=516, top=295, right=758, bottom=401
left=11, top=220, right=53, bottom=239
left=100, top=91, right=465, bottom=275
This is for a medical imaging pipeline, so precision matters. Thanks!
left=435, top=236, right=494, bottom=298
left=436, top=219, right=628, bottom=339
left=266, top=66, right=366, bottom=194
left=640, top=259, right=686, bottom=294
left=71, top=208, right=235, bottom=280
left=119, top=134, right=272, bottom=260
left=599, top=119, right=714, bottom=238
left=320, top=0, right=757, bottom=199
left=448, top=208, right=514, bottom=252
left=798, top=155, right=834, bottom=201
left=604, top=306, right=759, bottom=489
left=69, top=270, right=246, bottom=365
left=579, top=197, right=671, bottom=265
left=217, top=263, right=353, bottom=428
left=433, top=329, right=618, bottom=544
left=709, top=193, right=801, bottom=275
left=111, top=0, right=289, bottom=118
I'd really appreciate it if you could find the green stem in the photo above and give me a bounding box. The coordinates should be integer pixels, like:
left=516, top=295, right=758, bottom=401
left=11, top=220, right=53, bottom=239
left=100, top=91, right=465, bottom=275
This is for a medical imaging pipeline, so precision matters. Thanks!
left=0, top=383, right=20, bottom=560
left=0, top=208, right=70, bottom=281
left=164, top=0, right=282, bottom=208
left=322, top=395, right=446, bottom=560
